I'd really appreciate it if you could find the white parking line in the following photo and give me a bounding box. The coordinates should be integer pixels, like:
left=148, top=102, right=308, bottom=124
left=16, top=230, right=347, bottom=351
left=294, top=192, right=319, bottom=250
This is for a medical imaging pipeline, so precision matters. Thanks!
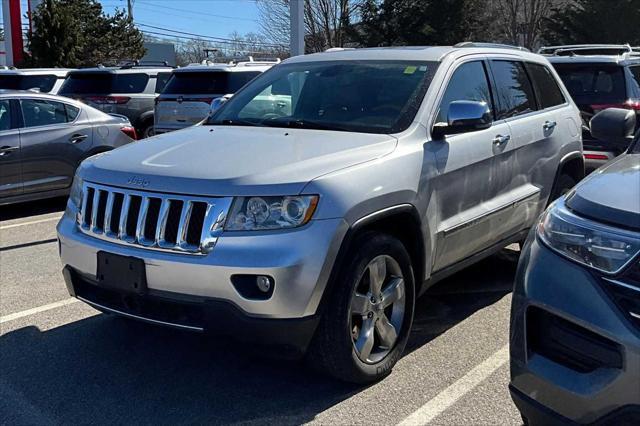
left=0, top=216, right=62, bottom=230
left=397, top=344, right=509, bottom=425
left=0, top=298, right=79, bottom=324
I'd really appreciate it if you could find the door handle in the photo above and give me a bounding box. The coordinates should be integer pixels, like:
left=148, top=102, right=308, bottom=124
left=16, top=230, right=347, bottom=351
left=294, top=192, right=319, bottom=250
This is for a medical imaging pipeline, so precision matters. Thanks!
left=492, top=134, right=511, bottom=146
left=69, top=134, right=88, bottom=144
left=543, top=120, right=557, bottom=131
left=0, top=145, right=18, bottom=157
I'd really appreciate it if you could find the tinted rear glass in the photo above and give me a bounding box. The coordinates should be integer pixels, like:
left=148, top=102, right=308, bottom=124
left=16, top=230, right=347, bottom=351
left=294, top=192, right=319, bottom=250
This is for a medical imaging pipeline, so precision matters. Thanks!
left=554, top=64, right=626, bottom=104
left=162, top=71, right=261, bottom=95
left=60, top=72, right=149, bottom=94
left=527, top=63, right=566, bottom=109
left=0, top=75, right=57, bottom=92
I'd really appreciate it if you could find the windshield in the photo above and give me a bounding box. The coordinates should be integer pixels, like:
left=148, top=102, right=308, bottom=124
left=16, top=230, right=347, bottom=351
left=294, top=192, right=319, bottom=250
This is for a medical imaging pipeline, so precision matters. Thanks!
left=206, top=60, right=438, bottom=134
left=554, top=64, right=627, bottom=105
left=163, top=71, right=261, bottom=95
left=0, top=75, right=57, bottom=92
left=60, top=72, right=149, bottom=94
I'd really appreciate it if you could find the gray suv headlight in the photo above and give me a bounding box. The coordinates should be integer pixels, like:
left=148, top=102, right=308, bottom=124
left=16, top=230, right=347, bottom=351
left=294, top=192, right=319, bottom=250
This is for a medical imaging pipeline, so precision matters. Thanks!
left=538, top=199, right=640, bottom=274
left=225, top=195, right=319, bottom=231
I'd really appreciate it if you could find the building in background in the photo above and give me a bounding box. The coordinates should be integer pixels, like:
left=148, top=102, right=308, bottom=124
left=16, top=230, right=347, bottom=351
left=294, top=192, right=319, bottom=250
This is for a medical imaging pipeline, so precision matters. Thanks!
left=142, top=42, right=176, bottom=67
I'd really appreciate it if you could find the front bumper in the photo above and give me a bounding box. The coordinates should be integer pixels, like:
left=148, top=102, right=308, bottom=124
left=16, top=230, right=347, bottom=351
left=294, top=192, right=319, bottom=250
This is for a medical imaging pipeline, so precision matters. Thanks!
left=510, top=235, right=640, bottom=424
left=62, top=266, right=319, bottom=355
left=57, top=210, right=348, bottom=320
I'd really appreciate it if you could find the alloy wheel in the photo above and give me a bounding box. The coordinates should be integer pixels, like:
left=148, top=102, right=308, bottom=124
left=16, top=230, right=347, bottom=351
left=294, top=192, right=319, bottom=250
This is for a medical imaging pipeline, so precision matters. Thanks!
left=350, top=255, right=406, bottom=364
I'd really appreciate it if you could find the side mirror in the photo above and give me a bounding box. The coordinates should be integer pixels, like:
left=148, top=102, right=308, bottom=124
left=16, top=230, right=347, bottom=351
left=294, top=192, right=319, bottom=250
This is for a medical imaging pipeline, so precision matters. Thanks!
left=590, top=108, right=636, bottom=151
left=432, top=100, right=492, bottom=139
left=209, top=94, right=232, bottom=116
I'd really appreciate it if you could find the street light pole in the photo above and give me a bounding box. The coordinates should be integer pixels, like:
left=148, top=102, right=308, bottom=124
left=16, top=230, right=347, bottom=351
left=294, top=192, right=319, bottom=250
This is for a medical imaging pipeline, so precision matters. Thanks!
left=127, top=0, right=134, bottom=19
left=289, top=0, right=304, bottom=56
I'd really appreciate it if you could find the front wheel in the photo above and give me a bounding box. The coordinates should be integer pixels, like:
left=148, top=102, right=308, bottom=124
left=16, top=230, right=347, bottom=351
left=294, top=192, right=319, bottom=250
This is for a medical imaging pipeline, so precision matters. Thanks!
left=307, top=232, right=415, bottom=384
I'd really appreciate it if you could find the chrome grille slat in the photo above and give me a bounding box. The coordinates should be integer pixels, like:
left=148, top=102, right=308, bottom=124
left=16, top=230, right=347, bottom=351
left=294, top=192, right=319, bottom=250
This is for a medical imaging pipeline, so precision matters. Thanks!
left=77, top=182, right=232, bottom=255
left=90, top=189, right=101, bottom=233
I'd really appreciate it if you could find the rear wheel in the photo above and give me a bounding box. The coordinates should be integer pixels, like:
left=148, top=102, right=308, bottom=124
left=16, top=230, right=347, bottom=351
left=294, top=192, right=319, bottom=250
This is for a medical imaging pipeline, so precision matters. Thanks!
left=141, top=123, right=155, bottom=139
left=307, top=232, right=415, bottom=384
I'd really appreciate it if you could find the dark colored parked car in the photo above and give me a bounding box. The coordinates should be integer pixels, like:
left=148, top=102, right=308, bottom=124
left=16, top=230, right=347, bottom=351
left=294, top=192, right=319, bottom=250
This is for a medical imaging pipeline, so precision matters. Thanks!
left=0, top=90, right=136, bottom=205
left=541, top=44, right=640, bottom=172
left=59, top=63, right=173, bottom=138
left=510, top=107, right=640, bottom=424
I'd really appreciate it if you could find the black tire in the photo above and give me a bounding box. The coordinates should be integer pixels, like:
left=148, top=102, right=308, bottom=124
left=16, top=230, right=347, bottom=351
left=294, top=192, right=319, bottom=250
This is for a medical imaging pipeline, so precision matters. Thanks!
left=140, top=122, right=155, bottom=139
left=548, top=173, right=577, bottom=205
left=306, top=232, right=415, bottom=384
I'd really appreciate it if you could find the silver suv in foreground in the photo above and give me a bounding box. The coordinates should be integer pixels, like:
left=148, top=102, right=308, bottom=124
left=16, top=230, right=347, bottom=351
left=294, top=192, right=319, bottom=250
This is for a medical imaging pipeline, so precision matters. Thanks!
left=57, top=44, right=583, bottom=383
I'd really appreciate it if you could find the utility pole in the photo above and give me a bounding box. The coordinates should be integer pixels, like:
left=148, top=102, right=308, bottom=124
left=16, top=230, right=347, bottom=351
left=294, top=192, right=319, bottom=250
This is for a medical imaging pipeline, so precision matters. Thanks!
left=127, top=0, right=134, bottom=20
left=289, top=0, right=304, bottom=56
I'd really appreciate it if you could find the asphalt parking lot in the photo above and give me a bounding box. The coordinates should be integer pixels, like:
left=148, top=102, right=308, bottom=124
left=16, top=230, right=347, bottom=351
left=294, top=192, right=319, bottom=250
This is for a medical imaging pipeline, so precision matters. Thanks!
left=1, top=198, right=522, bottom=425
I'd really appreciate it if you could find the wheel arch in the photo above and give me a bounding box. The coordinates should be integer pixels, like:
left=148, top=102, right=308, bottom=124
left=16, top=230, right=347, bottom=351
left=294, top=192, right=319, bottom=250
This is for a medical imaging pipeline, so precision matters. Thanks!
left=318, top=204, right=427, bottom=317
left=557, top=151, right=585, bottom=184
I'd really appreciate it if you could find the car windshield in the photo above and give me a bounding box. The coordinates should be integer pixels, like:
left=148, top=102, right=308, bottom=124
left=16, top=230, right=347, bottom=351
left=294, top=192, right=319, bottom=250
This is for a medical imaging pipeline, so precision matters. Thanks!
left=0, top=74, right=57, bottom=92
left=206, top=60, right=438, bottom=134
left=554, top=64, right=626, bottom=105
left=163, top=71, right=261, bottom=95
left=60, top=72, right=149, bottom=94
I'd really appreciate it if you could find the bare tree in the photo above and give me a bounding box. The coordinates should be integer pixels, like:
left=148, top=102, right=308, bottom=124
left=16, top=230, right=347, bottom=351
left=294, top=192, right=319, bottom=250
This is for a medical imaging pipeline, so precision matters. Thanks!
left=257, top=0, right=363, bottom=53
left=493, top=0, right=570, bottom=49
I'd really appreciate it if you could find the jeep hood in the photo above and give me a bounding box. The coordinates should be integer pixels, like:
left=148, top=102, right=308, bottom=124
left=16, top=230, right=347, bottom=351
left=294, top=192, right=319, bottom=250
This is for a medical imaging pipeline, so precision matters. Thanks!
left=566, top=154, right=640, bottom=231
left=80, top=125, right=397, bottom=196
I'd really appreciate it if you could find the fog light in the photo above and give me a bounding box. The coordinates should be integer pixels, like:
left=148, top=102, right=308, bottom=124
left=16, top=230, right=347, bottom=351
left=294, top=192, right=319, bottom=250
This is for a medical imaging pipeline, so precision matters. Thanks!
left=256, top=275, right=272, bottom=293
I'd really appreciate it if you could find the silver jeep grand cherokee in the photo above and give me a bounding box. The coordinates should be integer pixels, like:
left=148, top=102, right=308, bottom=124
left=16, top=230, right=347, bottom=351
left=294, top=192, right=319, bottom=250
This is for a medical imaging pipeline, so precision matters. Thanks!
left=57, top=44, right=583, bottom=383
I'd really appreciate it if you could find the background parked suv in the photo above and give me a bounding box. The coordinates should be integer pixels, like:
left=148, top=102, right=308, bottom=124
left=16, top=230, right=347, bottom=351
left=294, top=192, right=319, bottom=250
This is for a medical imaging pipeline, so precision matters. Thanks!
left=59, top=62, right=173, bottom=138
left=0, top=68, right=72, bottom=94
left=57, top=44, right=582, bottom=384
left=153, top=58, right=277, bottom=134
left=541, top=44, right=640, bottom=171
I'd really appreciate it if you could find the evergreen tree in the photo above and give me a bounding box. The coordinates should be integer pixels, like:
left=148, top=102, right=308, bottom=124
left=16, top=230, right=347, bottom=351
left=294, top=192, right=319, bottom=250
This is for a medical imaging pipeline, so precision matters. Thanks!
left=27, top=0, right=145, bottom=67
left=545, top=0, right=640, bottom=45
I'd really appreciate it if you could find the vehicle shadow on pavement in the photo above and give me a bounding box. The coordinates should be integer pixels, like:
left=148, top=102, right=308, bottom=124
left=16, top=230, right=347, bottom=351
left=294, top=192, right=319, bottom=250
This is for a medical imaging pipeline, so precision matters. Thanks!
left=0, top=197, right=67, bottom=221
left=0, top=250, right=518, bottom=425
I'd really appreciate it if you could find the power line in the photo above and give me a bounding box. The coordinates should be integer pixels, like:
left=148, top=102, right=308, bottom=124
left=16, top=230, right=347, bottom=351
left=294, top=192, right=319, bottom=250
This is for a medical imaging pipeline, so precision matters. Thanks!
left=135, top=0, right=258, bottom=22
left=137, top=23, right=284, bottom=47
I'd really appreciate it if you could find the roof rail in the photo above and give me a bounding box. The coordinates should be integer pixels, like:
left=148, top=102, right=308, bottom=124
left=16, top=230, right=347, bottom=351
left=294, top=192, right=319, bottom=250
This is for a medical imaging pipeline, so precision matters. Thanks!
left=325, top=47, right=356, bottom=52
left=538, top=44, right=640, bottom=57
left=455, top=42, right=530, bottom=52
left=117, top=60, right=174, bottom=69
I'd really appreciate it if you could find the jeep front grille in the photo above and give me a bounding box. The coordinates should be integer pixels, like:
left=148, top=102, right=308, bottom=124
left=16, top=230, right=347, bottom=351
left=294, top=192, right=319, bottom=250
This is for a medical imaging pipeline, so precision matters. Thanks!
left=77, top=182, right=232, bottom=254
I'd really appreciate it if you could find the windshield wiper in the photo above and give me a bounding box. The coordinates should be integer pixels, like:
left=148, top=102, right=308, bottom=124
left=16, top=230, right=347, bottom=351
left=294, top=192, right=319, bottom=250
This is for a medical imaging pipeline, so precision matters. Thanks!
left=264, top=118, right=349, bottom=132
left=213, top=119, right=262, bottom=127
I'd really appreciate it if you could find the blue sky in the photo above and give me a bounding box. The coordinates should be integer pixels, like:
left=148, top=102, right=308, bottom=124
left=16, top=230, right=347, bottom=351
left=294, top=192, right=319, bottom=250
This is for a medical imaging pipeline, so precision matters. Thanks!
left=8, top=0, right=262, bottom=40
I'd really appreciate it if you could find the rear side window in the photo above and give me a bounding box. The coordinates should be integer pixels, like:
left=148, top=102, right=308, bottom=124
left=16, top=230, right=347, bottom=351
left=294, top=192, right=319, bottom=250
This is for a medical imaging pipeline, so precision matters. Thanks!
left=527, top=63, right=566, bottom=108
left=65, top=104, right=80, bottom=121
left=436, top=61, right=493, bottom=123
left=491, top=60, right=537, bottom=119
left=162, top=71, right=261, bottom=95
left=553, top=64, right=626, bottom=105
left=0, top=100, right=10, bottom=131
left=60, top=72, right=149, bottom=94
left=0, top=75, right=57, bottom=92
left=155, top=72, right=172, bottom=93
left=20, top=99, right=68, bottom=127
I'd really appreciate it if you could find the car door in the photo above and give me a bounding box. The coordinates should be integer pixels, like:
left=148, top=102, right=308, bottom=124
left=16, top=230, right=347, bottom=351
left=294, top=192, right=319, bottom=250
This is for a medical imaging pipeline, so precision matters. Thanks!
left=488, top=60, right=555, bottom=233
left=19, top=98, right=93, bottom=195
left=429, top=59, right=516, bottom=271
left=0, top=98, right=22, bottom=198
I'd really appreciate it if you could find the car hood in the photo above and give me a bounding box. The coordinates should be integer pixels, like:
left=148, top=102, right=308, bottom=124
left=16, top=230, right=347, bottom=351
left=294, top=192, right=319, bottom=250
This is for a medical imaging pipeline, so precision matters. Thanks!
left=566, top=153, right=640, bottom=231
left=80, top=125, right=397, bottom=196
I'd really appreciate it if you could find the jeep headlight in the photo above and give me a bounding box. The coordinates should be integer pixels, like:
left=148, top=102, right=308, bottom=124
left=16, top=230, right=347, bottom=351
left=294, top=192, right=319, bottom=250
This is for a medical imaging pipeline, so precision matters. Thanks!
left=538, top=199, right=640, bottom=274
left=69, top=175, right=84, bottom=208
left=225, top=195, right=319, bottom=231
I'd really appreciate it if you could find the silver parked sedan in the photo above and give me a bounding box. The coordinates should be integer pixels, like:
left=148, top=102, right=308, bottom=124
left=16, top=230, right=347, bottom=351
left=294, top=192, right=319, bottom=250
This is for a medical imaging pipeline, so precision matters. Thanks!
left=0, top=90, right=137, bottom=205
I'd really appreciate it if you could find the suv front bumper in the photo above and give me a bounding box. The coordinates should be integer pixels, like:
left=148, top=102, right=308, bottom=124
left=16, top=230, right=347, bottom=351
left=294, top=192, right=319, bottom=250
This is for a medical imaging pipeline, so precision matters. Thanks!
left=57, top=211, right=348, bottom=321
left=510, top=235, right=640, bottom=424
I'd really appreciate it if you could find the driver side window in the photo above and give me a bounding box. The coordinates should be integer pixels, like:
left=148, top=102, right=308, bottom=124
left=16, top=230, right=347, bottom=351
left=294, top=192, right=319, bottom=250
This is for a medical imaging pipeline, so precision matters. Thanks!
left=436, top=61, right=493, bottom=124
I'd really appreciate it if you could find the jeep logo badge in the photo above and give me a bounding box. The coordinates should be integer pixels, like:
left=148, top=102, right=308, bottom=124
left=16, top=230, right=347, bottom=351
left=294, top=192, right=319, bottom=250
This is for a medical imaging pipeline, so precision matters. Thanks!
left=127, top=176, right=149, bottom=188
